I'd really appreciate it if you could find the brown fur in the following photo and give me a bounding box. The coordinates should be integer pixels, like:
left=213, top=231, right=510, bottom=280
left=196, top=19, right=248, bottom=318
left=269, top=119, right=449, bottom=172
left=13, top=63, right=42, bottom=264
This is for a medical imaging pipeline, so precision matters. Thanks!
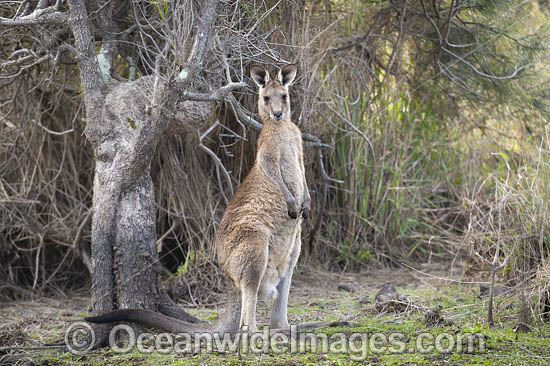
left=85, top=65, right=313, bottom=334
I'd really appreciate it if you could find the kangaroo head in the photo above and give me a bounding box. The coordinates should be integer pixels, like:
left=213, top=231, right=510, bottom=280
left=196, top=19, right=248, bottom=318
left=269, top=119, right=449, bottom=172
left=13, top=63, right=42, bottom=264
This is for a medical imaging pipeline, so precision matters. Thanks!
left=250, top=64, right=297, bottom=122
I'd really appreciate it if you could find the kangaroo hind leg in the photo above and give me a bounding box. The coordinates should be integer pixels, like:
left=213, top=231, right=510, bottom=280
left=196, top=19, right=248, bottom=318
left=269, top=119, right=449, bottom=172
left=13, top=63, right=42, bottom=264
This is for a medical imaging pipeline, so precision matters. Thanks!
left=270, top=225, right=301, bottom=330
left=230, top=232, right=268, bottom=333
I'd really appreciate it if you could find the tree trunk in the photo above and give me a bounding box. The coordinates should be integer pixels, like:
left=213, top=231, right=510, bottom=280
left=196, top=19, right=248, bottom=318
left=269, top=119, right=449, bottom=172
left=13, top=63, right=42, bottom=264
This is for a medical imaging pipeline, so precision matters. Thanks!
left=86, top=78, right=212, bottom=344
left=67, top=0, right=219, bottom=345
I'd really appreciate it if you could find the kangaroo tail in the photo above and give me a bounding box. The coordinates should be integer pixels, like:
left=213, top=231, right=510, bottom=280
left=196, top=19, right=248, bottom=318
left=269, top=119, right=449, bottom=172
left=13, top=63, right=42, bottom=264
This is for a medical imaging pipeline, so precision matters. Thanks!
left=85, top=308, right=214, bottom=334
left=85, top=281, right=241, bottom=335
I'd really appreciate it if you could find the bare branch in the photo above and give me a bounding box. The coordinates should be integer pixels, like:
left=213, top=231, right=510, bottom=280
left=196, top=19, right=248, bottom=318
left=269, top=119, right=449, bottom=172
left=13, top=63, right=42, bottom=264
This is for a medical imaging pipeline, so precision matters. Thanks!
left=0, top=55, right=51, bottom=80
left=198, top=120, right=234, bottom=205
left=68, top=0, right=104, bottom=146
left=442, top=47, right=535, bottom=80
left=178, top=0, right=220, bottom=82
left=184, top=82, right=247, bottom=101
left=0, top=5, right=68, bottom=27
left=315, top=146, right=343, bottom=185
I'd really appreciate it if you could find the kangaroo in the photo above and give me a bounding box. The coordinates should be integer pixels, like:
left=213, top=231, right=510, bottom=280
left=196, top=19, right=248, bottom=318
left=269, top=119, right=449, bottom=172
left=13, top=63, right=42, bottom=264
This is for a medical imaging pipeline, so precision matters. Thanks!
left=86, top=65, right=344, bottom=335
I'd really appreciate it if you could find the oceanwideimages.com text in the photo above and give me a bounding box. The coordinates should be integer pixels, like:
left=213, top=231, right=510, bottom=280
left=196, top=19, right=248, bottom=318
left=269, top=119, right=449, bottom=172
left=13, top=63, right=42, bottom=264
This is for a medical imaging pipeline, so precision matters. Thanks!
left=65, top=321, right=486, bottom=360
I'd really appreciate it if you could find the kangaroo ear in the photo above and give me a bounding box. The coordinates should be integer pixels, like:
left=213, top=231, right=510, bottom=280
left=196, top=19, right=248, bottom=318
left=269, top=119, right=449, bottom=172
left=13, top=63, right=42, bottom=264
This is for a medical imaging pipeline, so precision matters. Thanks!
left=250, top=65, right=270, bottom=88
left=277, top=64, right=297, bottom=87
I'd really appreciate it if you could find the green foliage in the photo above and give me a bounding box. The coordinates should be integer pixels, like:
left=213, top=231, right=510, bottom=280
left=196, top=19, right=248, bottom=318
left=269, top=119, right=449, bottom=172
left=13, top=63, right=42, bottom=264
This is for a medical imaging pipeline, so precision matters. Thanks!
left=324, top=77, right=462, bottom=266
left=299, top=0, right=550, bottom=290
left=151, top=0, right=170, bottom=20
left=126, top=117, right=136, bottom=129
left=176, top=249, right=195, bottom=277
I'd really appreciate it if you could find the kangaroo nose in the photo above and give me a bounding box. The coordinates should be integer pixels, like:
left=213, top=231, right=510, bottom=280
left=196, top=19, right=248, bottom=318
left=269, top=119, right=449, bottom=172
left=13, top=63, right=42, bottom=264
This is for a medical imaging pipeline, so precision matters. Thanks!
left=273, top=112, right=283, bottom=120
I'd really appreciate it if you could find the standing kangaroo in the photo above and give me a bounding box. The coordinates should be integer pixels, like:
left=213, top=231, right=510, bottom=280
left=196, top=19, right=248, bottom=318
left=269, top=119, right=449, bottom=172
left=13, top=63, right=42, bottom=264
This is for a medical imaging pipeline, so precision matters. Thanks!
left=86, top=65, right=343, bottom=335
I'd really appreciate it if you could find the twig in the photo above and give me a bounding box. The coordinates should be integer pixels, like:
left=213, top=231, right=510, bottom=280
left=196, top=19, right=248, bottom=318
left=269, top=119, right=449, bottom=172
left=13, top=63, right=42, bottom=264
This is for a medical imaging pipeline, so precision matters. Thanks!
left=400, top=262, right=490, bottom=284
left=0, top=345, right=65, bottom=351
left=308, top=149, right=330, bottom=248
left=198, top=120, right=234, bottom=205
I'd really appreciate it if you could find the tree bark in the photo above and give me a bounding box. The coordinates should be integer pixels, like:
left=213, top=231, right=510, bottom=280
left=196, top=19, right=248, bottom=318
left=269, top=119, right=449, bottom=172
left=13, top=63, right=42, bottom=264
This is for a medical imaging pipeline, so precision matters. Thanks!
left=90, top=78, right=212, bottom=344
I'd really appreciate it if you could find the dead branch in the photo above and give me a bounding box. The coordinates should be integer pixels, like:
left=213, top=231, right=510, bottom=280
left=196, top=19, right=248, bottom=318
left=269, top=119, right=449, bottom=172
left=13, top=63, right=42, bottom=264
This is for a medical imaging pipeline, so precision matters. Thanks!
left=0, top=5, right=67, bottom=27
left=184, top=82, right=248, bottom=102
left=198, top=120, right=234, bottom=205
left=67, top=0, right=104, bottom=145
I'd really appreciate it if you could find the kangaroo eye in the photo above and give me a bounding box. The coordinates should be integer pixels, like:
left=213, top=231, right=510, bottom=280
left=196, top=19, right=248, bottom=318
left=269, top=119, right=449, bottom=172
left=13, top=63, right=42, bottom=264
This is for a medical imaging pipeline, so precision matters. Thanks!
left=263, top=96, right=270, bottom=102
left=282, top=94, right=287, bottom=100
